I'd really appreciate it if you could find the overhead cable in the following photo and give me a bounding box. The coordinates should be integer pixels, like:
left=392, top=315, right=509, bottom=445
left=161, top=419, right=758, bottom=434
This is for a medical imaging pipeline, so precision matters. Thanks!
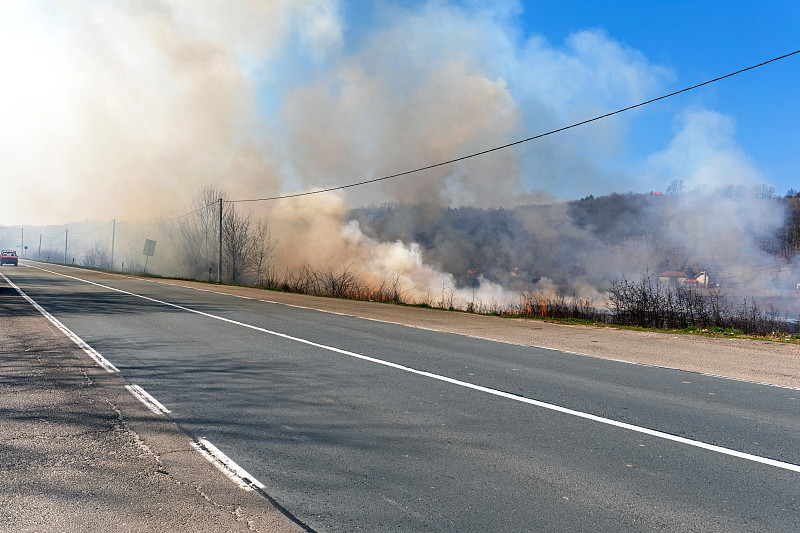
left=117, top=201, right=219, bottom=228
left=70, top=220, right=114, bottom=235
left=229, top=49, right=800, bottom=204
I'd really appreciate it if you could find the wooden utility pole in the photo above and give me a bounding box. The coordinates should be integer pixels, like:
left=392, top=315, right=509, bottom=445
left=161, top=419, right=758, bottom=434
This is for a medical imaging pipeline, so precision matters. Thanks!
left=111, top=219, right=116, bottom=270
left=218, top=198, right=223, bottom=283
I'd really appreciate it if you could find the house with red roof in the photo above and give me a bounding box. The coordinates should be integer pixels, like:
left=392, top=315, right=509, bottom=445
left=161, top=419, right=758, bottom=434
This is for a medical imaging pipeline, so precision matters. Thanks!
left=658, top=271, right=687, bottom=285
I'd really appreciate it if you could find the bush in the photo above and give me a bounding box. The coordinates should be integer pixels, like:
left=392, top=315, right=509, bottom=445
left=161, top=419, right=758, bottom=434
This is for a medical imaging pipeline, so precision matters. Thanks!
left=606, top=274, right=794, bottom=336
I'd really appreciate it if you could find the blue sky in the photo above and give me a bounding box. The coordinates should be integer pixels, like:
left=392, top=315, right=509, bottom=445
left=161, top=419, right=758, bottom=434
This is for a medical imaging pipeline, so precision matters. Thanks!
left=512, top=0, right=800, bottom=193
left=0, top=0, right=798, bottom=225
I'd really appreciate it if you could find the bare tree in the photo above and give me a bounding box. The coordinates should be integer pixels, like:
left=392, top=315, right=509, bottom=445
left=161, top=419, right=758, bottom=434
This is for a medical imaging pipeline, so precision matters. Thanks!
left=169, top=186, right=228, bottom=280
left=753, top=183, right=776, bottom=200
left=222, top=203, right=253, bottom=284
left=251, top=218, right=276, bottom=287
left=666, top=179, right=684, bottom=196
left=168, top=186, right=277, bottom=286
left=81, top=240, right=112, bottom=269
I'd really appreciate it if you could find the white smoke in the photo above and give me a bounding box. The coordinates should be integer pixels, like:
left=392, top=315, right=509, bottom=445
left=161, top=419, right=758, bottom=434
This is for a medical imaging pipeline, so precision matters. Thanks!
left=648, top=107, right=763, bottom=192
left=0, top=0, right=342, bottom=225
left=280, top=3, right=672, bottom=207
left=263, top=190, right=516, bottom=307
left=0, top=1, right=784, bottom=308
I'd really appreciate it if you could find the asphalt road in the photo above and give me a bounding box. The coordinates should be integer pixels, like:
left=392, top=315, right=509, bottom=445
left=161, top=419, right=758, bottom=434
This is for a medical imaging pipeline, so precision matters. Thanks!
left=4, top=262, right=799, bottom=532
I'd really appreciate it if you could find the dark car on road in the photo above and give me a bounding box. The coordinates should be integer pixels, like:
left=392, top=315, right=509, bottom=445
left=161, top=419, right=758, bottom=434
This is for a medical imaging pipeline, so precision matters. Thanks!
left=1, top=250, right=19, bottom=266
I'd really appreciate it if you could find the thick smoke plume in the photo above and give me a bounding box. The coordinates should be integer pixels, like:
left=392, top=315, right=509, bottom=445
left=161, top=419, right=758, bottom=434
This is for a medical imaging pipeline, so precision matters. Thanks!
left=1, top=1, right=789, bottom=313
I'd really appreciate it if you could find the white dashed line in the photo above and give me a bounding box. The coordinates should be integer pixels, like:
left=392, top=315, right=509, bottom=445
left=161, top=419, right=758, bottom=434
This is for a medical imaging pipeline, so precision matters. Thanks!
left=191, top=438, right=265, bottom=491
left=126, top=384, right=172, bottom=415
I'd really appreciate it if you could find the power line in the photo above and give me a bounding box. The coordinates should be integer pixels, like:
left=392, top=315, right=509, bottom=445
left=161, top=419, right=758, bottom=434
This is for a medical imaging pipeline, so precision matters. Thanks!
left=117, top=201, right=218, bottom=228
left=70, top=220, right=114, bottom=235
left=27, top=49, right=794, bottom=229
left=230, top=49, right=800, bottom=204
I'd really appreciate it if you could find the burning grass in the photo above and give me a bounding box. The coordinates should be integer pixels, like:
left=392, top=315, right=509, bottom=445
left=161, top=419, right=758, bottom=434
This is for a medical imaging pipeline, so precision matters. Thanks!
left=502, top=293, right=601, bottom=322
left=257, top=264, right=407, bottom=304
left=56, top=253, right=800, bottom=340
left=256, top=266, right=799, bottom=338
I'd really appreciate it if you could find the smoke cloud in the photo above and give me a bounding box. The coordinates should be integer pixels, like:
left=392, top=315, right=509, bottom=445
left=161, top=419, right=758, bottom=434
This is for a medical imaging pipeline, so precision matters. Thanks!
left=0, top=0, right=342, bottom=224
left=1, top=1, right=786, bottom=311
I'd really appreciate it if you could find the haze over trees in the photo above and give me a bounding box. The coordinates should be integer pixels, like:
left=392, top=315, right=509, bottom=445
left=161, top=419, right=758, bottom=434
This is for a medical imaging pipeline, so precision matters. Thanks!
left=350, top=187, right=800, bottom=295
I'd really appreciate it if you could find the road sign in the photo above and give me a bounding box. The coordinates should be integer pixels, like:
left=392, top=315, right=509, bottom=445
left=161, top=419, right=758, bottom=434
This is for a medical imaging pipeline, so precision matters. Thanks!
left=142, top=239, right=156, bottom=274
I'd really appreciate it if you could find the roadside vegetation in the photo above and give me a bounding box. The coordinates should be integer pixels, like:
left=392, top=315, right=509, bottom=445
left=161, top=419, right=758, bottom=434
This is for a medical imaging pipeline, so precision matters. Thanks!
left=604, top=274, right=796, bottom=337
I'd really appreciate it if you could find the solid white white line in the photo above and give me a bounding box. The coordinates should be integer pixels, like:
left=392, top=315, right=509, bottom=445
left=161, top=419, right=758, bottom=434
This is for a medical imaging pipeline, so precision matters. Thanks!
left=136, top=271, right=800, bottom=392
left=191, top=438, right=265, bottom=491
left=126, top=384, right=172, bottom=415
left=25, top=259, right=798, bottom=392
left=21, top=265, right=800, bottom=474
left=2, top=272, right=120, bottom=373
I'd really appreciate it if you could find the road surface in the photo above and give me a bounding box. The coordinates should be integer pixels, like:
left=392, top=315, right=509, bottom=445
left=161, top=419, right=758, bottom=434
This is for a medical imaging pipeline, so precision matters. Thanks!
left=3, top=262, right=799, bottom=532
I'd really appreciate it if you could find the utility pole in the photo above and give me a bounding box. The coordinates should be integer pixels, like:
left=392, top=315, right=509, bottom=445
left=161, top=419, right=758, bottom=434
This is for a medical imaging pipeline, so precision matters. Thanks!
left=20, top=228, right=23, bottom=256
left=111, top=219, right=116, bottom=270
left=38, top=234, right=42, bottom=259
left=64, top=229, right=68, bottom=264
left=218, top=198, right=223, bottom=283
